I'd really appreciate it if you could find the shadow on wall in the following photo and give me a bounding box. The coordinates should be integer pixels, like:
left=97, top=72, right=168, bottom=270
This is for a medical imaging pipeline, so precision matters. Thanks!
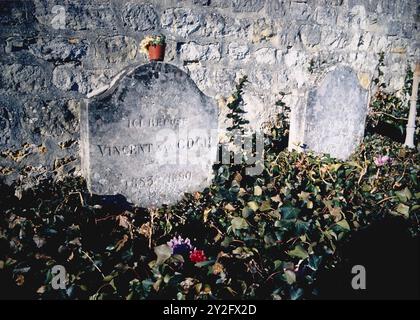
left=315, top=216, right=420, bottom=300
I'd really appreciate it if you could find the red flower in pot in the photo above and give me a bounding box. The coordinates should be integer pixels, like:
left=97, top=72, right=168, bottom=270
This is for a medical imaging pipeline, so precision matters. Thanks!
left=140, top=35, right=166, bottom=62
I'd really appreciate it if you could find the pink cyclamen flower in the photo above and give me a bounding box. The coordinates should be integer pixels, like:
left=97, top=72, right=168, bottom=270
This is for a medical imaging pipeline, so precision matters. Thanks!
left=374, top=155, right=391, bottom=167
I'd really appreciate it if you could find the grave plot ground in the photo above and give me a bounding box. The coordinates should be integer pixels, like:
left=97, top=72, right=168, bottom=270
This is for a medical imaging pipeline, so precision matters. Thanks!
left=0, top=131, right=418, bottom=300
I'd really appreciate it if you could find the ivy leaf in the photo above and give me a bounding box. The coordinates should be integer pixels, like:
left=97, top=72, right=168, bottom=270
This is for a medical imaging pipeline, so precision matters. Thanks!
left=231, top=217, right=248, bottom=231
left=171, top=254, right=185, bottom=264
left=290, top=287, right=304, bottom=300
left=254, top=186, right=263, bottom=196
left=260, top=200, right=272, bottom=212
left=395, top=203, right=410, bottom=217
left=329, top=164, right=342, bottom=172
left=33, top=235, right=46, bottom=248
left=295, top=220, right=310, bottom=235
left=153, top=279, right=162, bottom=292
left=395, top=187, right=412, bottom=203
left=195, top=260, right=214, bottom=268
left=336, top=219, right=350, bottom=231
left=308, top=255, right=322, bottom=271
left=274, top=260, right=282, bottom=270
left=271, top=194, right=281, bottom=202
left=288, top=245, right=309, bottom=259
left=284, top=270, right=296, bottom=284
left=103, top=274, right=116, bottom=282
left=224, top=203, right=236, bottom=212
left=411, top=205, right=420, bottom=212
left=298, top=191, right=311, bottom=202
left=247, top=201, right=259, bottom=212
left=281, top=206, right=300, bottom=220
left=154, top=244, right=172, bottom=266
left=242, top=206, right=253, bottom=218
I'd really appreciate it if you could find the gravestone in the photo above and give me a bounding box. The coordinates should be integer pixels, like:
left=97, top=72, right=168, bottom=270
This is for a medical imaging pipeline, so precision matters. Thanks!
left=302, top=66, right=368, bottom=159
left=80, top=62, right=218, bottom=207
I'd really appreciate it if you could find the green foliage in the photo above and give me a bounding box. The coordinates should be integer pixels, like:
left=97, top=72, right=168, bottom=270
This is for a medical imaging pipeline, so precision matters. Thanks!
left=0, top=130, right=417, bottom=300
left=152, top=35, right=166, bottom=46
left=265, top=93, right=290, bottom=153
left=367, top=53, right=416, bottom=138
left=0, top=74, right=418, bottom=300
left=226, top=76, right=249, bottom=131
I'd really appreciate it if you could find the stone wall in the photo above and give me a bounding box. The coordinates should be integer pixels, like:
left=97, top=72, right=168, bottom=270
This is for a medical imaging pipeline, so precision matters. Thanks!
left=0, top=0, right=419, bottom=185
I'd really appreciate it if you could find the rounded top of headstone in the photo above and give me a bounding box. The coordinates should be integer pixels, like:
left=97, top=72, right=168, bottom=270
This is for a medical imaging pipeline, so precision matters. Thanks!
left=93, top=62, right=208, bottom=102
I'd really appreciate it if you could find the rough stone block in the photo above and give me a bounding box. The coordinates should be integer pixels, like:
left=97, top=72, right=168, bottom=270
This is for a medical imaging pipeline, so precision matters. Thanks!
left=161, top=8, right=202, bottom=37
left=122, top=2, right=158, bottom=31
left=254, top=47, right=277, bottom=64
left=232, top=0, right=266, bottom=13
left=179, top=42, right=221, bottom=61
left=29, top=37, right=88, bottom=63
left=228, top=42, right=250, bottom=60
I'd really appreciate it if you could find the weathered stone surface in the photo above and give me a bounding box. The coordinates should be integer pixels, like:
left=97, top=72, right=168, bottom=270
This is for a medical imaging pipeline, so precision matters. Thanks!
left=92, top=36, right=138, bottom=65
left=254, top=48, right=277, bottom=64
left=302, top=66, right=369, bottom=159
left=0, top=0, right=36, bottom=31
left=29, top=37, right=88, bottom=63
left=289, top=1, right=310, bottom=20
left=249, top=69, right=273, bottom=90
left=43, top=2, right=116, bottom=31
left=193, top=0, right=211, bottom=6
left=314, top=6, right=338, bottom=25
left=301, top=24, right=322, bottom=48
left=228, top=43, right=250, bottom=60
left=265, top=0, right=288, bottom=18
left=161, top=8, right=202, bottom=37
left=201, top=13, right=226, bottom=37
left=232, top=0, right=266, bottom=12
left=81, top=62, right=218, bottom=207
left=122, top=2, right=158, bottom=31
left=0, top=94, right=79, bottom=186
left=251, top=18, right=274, bottom=43
left=0, top=64, right=48, bottom=93
left=0, top=95, right=78, bottom=149
left=52, top=64, right=90, bottom=94
left=1, top=0, right=417, bottom=188
left=179, top=42, right=221, bottom=61
left=4, top=36, right=28, bottom=53
left=0, top=98, right=17, bottom=148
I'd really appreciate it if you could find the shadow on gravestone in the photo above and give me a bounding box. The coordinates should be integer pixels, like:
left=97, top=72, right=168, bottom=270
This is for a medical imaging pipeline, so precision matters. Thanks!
left=303, top=66, right=369, bottom=160
left=80, top=62, right=218, bottom=208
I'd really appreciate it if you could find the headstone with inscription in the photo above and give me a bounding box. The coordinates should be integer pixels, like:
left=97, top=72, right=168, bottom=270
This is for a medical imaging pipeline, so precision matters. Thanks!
left=302, top=66, right=369, bottom=159
left=80, top=62, right=218, bottom=207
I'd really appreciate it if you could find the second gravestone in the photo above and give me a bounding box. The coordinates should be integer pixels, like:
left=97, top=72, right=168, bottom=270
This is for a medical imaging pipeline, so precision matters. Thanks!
left=302, top=66, right=369, bottom=159
left=80, top=62, right=218, bottom=207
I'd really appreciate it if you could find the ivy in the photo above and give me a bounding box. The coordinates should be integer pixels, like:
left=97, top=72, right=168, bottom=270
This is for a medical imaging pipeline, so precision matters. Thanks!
left=226, top=76, right=249, bottom=131
left=367, top=53, right=418, bottom=143
left=0, top=76, right=418, bottom=300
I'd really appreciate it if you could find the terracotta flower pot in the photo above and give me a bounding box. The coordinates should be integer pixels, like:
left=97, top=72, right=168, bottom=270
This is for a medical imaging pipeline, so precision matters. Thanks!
left=148, top=44, right=166, bottom=61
